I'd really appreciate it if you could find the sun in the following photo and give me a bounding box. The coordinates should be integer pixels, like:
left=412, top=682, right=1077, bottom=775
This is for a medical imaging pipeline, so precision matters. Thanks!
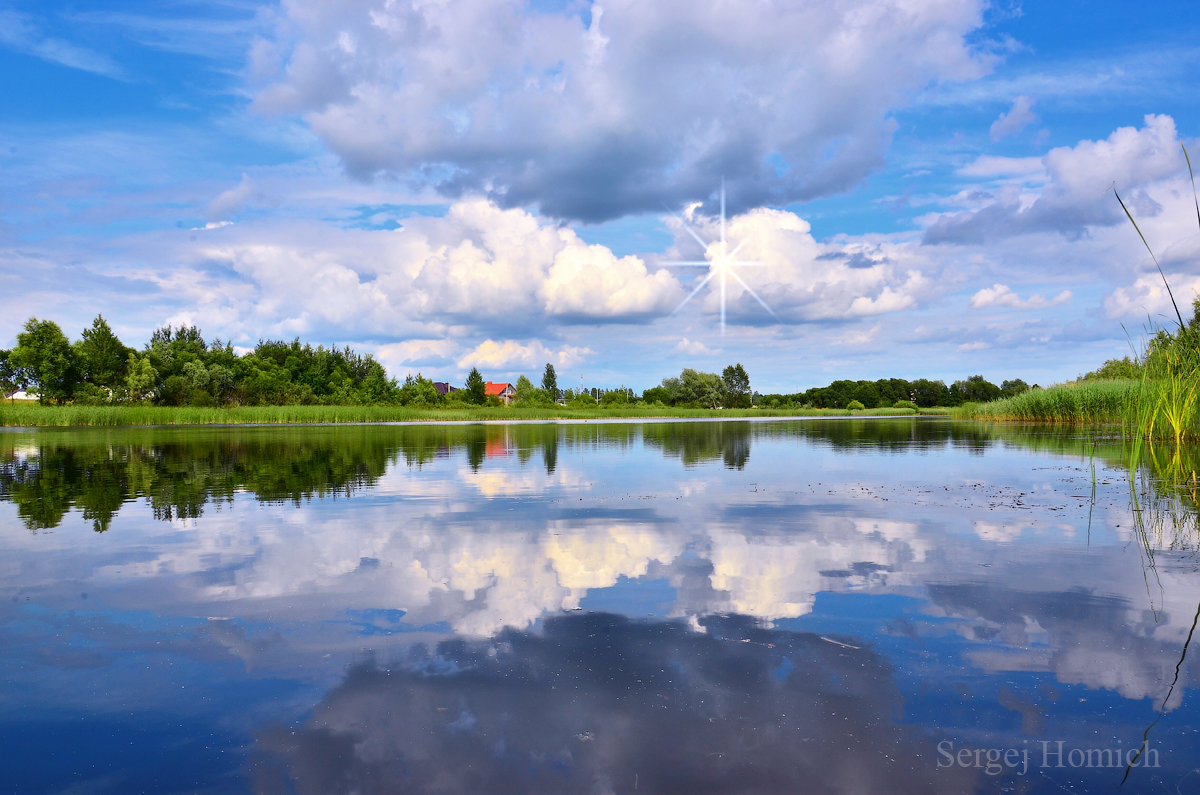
left=664, top=181, right=776, bottom=335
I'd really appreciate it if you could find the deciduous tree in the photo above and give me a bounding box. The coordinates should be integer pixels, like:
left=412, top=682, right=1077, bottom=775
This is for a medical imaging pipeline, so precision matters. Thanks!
left=0, top=349, right=29, bottom=402
left=13, top=318, right=77, bottom=404
left=721, top=363, right=751, bottom=408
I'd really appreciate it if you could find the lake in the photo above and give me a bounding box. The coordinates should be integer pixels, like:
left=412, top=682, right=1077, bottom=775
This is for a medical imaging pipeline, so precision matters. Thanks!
left=1, top=418, right=1198, bottom=793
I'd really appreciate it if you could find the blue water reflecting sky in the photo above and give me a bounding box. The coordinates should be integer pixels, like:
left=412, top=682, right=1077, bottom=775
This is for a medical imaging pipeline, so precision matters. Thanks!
left=1, top=419, right=1197, bottom=792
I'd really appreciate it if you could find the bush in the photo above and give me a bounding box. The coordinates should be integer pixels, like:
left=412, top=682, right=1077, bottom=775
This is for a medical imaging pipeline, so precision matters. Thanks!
left=600, top=390, right=629, bottom=406
left=71, top=383, right=113, bottom=406
left=893, top=400, right=919, bottom=411
left=846, top=399, right=865, bottom=411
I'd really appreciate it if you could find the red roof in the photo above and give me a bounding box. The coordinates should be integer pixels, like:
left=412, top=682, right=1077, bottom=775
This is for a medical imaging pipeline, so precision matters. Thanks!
left=484, top=382, right=514, bottom=396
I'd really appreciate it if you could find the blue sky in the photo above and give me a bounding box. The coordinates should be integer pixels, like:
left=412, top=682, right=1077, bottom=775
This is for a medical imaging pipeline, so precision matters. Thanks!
left=2, top=0, right=1199, bottom=393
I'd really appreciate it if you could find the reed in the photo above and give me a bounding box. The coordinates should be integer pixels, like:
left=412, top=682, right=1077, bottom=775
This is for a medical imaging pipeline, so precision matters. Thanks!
left=0, top=402, right=933, bottom=427
left=959, top=380, right=1135, bottom=425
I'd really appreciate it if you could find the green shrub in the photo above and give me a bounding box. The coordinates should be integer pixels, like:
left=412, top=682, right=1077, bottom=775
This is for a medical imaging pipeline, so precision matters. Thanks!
left=71, top=383, right=113, bottom=406
left=893, top=400, right=918, bottom=411
left=846, top=399, right=865, bottom=411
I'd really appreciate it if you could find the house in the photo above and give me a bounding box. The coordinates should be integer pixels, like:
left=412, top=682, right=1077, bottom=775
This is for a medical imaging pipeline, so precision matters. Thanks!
left=432, top=382, right=459, bottom=396
left=484, top=381, right=516, bottom=405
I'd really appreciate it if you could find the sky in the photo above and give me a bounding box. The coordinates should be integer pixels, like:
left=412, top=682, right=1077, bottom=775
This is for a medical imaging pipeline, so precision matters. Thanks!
left=2, top=0, right=1199, bottom=394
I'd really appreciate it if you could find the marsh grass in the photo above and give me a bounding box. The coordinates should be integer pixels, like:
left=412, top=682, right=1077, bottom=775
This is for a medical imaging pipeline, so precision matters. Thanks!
left=958, top=380, right=1135, bottom=425
left=0, top=402, right=930, bottom=427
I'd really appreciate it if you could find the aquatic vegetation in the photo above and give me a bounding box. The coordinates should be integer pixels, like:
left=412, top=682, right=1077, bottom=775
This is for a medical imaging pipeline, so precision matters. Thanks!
left=0, top=401, right=930, bottom=427
left=961, top=380, right=1135, bottom=425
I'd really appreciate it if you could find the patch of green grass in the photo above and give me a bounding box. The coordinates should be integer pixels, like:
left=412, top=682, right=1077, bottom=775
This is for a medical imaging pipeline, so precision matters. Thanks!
left=0, top=402, right=937, bottom=427
left=959, top=381, right=1136, bottom=425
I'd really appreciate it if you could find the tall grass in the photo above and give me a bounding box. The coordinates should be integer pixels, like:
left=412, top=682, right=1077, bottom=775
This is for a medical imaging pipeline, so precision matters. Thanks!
left=961, top=380, right=1135, bottom=425
left=0, top=402, right=934, bottom=428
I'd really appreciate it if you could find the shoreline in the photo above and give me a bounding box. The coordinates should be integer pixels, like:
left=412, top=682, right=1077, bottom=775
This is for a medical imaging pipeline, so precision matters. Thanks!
left=0, top=404, right=945, bottom=429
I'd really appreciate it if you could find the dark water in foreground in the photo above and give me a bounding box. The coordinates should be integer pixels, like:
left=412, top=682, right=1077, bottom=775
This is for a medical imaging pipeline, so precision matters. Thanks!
left=1, top=418, right=1198, bottom=794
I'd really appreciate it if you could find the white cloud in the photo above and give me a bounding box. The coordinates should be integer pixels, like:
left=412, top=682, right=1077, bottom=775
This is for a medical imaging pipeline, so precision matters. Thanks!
left=1104, top=274, right=1200, bottom=322
left=206, top=174, right=257, bottom=222
left=958, top=155, right=1045, bottom=179
left=456, top=339, right=593, bottom=372
left=375, top=339, right=458, bottom=374
left=989, top=95, right=1036, bottom=141
left=0, top=9, right=126, bottom=79
left=970, top=283, right=1073, bottom=309
left=926, top=114, right=1186, bottom=243
left=672, top=338, right=715, bottom=355
left=252, top=0, right=993, bottom=221
left=834, top=323, right=882, bottom=347
left=179, top=198, right=683, bottom=345
left=543, top=243, right=682, bottom=319
left=665, top=206, right=936, bottom=323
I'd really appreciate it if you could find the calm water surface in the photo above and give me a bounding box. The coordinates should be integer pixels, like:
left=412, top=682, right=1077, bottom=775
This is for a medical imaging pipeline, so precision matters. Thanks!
left=1, top=418, right=1198, bottom=793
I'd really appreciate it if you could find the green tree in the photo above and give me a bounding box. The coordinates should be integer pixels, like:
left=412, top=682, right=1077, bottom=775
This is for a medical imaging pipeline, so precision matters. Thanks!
left=568, top=391, right=597, bottom=406
left=678, top=368, right=725, bottom=408
left=514, top=374, right=553, bottom=407
left=75, top=315, right=130, bottom=390
left=0, top=349, right=29, bottom=402
left=600, top=388, right=629, bottom=406
left=397, top=374, right=443, bottom=406
left=909, top=378, right=951, bottom=407
left=642, top=385, right=671, bottom=405
left=951, top=374, right=1001, bottom=404
left=721, top=363, right=751, bottom=408
left=541, top=363, right=558, bottom=401
left=465, top=367, right=486, bottom=405
left=1080, top=357, right=1141, bottom=381
left=124, top=354, right=158, bottom=402
left=999, top=378, right=1030, bottom=398
left=12, top=318, right=77, bottom=404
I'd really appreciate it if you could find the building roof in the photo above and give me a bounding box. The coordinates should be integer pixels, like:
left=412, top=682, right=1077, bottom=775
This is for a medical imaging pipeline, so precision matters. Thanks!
left=484, top=381, right=514, bottom=396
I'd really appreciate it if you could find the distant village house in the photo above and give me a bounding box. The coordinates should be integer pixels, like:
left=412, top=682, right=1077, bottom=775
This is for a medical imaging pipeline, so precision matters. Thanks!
left=485, top=381, right=516, bottom=405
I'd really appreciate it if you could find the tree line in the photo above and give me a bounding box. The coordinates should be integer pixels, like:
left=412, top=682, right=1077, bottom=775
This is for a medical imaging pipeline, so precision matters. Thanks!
left=2, top=314, right=1039, bottom=410
left=757, top=375, right=1034, bottom=410
left=2, top=316, right=410, bottom=407
left=0, top=316, right=573, bottom=409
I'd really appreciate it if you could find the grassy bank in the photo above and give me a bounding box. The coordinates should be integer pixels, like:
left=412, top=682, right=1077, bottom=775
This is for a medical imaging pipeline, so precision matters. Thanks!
left=0, top=402, right=943, bottom=427
left=960, top=370, right=1199, bottom=444
left=958, top=380, right=1136, bottom=426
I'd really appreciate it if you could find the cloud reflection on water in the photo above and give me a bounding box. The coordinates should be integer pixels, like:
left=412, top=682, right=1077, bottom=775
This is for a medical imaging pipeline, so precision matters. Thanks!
left=3, top=420, right=1200, bottom=792
left=252, top=612, right=977, bottom=795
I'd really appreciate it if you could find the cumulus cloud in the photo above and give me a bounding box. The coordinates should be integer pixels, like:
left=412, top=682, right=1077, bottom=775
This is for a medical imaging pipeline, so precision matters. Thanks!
left=374, top=339, right=458, bottom=373
left=925, top=115, right=1185, bottom=243
left=457, top=339, right=592, bottom=371
left=185, top=198, right=682, bottom=345
left=252, top=0, right=994, bottom=221
left=1104, top=273, right=1200, bottom=322
left=665, top=205, right=935, bottom=323
left=672, top=337, right=715, bottom=355
left=989, top=95, right=1036, bottom=141
left=969, top=283, right=1072, bottom=309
